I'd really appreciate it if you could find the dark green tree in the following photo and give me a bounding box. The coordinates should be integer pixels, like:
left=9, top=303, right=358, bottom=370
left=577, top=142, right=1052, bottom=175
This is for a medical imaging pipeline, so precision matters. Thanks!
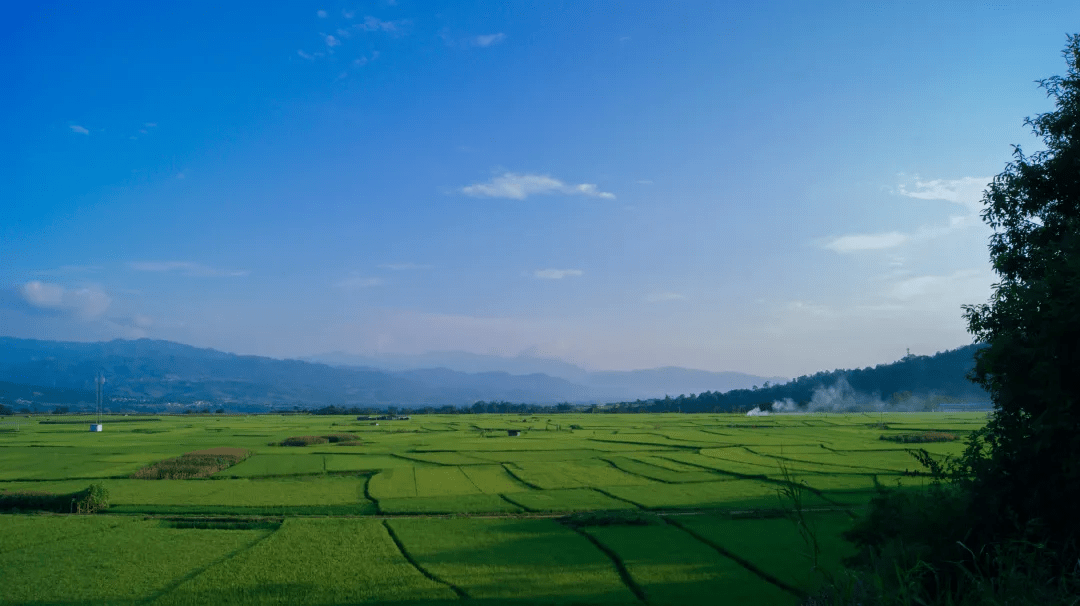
left=962, top=34, right=1080, bottom=557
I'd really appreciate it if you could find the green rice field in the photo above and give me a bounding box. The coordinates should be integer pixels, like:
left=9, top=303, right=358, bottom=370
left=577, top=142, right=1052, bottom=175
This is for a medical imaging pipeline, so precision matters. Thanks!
left=0, top=412, right=985, bottom=604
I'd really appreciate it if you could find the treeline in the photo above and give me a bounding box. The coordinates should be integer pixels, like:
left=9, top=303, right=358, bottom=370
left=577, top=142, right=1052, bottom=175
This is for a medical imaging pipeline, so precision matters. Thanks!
left=626, top=344, right=988, bottom=413
left=310, top=401, right=587, bottom=415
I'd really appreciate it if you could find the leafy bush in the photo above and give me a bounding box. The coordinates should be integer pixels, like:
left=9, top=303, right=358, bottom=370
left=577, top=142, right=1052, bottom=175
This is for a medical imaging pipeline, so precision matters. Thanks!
left=561, top=510, right=661, bottom=528
left=0, top=483, right=109, bottom=513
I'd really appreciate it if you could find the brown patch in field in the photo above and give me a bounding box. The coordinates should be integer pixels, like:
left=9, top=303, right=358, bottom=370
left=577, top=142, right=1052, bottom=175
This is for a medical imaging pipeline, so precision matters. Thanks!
left=131, top=448, right=251, bottom=479
left=275, top=434, right=360, bottom=447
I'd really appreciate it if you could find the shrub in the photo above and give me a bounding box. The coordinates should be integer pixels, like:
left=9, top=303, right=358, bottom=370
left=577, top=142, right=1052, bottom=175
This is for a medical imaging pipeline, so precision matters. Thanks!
left=879, top=431, right=958, bottom=443
left=561, top=510, right=661, bottom=528
left=0, top=483, right=109, bottom=513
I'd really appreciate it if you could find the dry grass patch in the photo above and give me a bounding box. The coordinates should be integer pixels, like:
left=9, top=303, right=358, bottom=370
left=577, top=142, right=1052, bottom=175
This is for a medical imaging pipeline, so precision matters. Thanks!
left=275, top=433, right=359, bottom=447
left=131, top=449, right=251, bottom=479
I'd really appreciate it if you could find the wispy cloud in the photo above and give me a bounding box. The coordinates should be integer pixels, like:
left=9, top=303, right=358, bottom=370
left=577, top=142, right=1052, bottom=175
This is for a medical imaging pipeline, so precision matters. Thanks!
left=461, top=173, right=615, bottom=200
left=822, top=176, right=992, bottom=255
left=317, top=9, right=328, bottom=18
left=645, top=292, right=685, bottom=302
left=336, top=274, right=383, bottom=289
left=324, top=34, right=341, bottom=47
left=896, top=176, right=990, bottom=213
left=472, top=33, right=506, bottom=47
left=823, top=231, right=910, bottom=253
left=379, top=262, right=433, bottom=271
left=534, top=269, right=583, bottom=280
left=297, top=50, right=320, bottom=60
left=17, top=281, right=111, bottom=319
left=69, top=125, right=89, bottom=135
left=128, top=261, right=249, bottom=277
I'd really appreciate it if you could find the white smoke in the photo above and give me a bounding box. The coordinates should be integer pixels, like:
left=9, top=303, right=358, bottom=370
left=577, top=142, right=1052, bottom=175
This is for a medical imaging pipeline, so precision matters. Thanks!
left=772, top=397, right=798, bottom=412
left=746, top=407, right=770, bottom=416
left=766, top=377, right=945, bottom=414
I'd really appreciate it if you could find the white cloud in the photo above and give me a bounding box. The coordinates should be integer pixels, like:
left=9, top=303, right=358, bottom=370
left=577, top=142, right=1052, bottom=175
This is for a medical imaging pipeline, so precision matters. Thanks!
left=317, top=10, right=328, bottom=18
left=897, top=176, right=990, bottom=213
left=885, top=268, right=993, bottom=304
left=534, top=269, right=583, bottom=280
left=645, top=292, right=685, bottom=302
left=18, top=281, right=111, bottom=319
left=460, top=173, right=615, bottom=200
left=342, top=9, right=355, bottom=19
left=336, top=275, right=383, bottom=290
left=128, top=261, right=249, bottom=277
left=69, top=125, right=89, bottom=135
left=473, top=33, right=506, bottom=47
left=297, top=50, right=317, bottom=60
left=325, top=34, right=340, bottom=47
left=822, top=176, right=994, bottom=255
left=823, top=231, right=909, bottom=253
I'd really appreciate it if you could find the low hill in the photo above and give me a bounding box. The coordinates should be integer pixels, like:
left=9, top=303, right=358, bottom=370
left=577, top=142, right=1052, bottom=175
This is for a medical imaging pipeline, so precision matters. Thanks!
left=622, top=344, right=990, bottom=413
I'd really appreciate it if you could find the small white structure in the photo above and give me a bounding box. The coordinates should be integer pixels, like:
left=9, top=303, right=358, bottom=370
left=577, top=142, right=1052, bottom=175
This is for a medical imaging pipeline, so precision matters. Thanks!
left=90, top=424, right=103, bottom=432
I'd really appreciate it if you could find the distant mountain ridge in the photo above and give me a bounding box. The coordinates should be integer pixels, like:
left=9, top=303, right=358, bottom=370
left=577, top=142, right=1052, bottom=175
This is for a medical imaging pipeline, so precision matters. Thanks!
left=0, top=337, right=780, bottom=410
left=302, top=351, right=786, bottom=401
left=0, top=337, right=987, bottom=413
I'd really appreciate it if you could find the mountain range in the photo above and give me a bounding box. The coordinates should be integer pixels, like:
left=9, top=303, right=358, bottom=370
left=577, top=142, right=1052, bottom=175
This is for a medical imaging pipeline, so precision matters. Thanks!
left=0, top=337, right=784, bottom=411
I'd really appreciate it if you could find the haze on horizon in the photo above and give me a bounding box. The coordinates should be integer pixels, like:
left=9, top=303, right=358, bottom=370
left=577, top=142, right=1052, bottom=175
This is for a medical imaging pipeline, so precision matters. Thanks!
left=4, top=1, right=1078, bottom=378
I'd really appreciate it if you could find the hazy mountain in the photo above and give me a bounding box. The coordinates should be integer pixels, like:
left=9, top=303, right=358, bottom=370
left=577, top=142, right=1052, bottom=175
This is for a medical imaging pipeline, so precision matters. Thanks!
left=302, top=351, right=786, bottom=400
left=0, top=337, right=600, bottom=410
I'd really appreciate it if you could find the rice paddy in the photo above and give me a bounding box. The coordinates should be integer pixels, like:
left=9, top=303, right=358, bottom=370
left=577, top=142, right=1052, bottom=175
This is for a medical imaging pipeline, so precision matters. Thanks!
left=0, top=411, right=984, bottom=604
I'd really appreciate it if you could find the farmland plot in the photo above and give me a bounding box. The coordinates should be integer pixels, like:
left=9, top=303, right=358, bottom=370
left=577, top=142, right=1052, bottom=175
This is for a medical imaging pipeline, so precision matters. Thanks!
left=367, top=466, right=417, bottom=499
left=386, top=518, right=638, bottom=603
left=507, top=459, right=658, bottom=490
left=584, top=523, right=796, bottom=606
left=503, top=488, right=636, bottom=512
left=0, top=517, right=271, bottom=605
left=220, top=453, right=326, bottom=477
left=460, top=464, right=529, bottom=493
left=676, top=512, right=858, bottom=594
left=155, top=518, right=457, bottom=605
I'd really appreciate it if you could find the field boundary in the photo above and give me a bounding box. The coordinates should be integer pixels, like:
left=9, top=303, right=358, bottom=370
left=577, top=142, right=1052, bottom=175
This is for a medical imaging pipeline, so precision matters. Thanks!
left=381, top=520, right=468, bottom=599
left=567, top=525, right=649, bottom=604
left=663, top=517, right=805, bottom=599
left=140, top=520, right=280, bottom=604
left=499, top=463, right=544, bottom=490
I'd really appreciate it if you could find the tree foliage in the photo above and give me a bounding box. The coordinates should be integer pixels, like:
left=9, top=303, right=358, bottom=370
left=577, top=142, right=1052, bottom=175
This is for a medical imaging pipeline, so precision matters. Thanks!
left=961, top=34, right=1080, bottom=554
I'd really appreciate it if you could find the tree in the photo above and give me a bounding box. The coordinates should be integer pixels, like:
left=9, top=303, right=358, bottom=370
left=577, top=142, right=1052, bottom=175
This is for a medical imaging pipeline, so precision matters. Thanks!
left=962, top=34, right=1080, bottom=558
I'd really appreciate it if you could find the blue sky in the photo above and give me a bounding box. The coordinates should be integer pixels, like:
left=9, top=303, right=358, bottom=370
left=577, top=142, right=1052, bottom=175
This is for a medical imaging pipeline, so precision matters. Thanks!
left=3, top=1, right=1078, bottom=377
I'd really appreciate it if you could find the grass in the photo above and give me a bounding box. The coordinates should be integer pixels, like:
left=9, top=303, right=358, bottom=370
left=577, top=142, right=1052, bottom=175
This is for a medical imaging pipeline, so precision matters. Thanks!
left=0, top=517, right=272, bottom=605
left=154, top=518, right=457, bottom=605
left=386, top=517, right=640, bottom=602
left=0, top=412, right=988, bottom=604
left=584, top=523, right=797, bottom=605
left=676, top=511, right=858, bottom=594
